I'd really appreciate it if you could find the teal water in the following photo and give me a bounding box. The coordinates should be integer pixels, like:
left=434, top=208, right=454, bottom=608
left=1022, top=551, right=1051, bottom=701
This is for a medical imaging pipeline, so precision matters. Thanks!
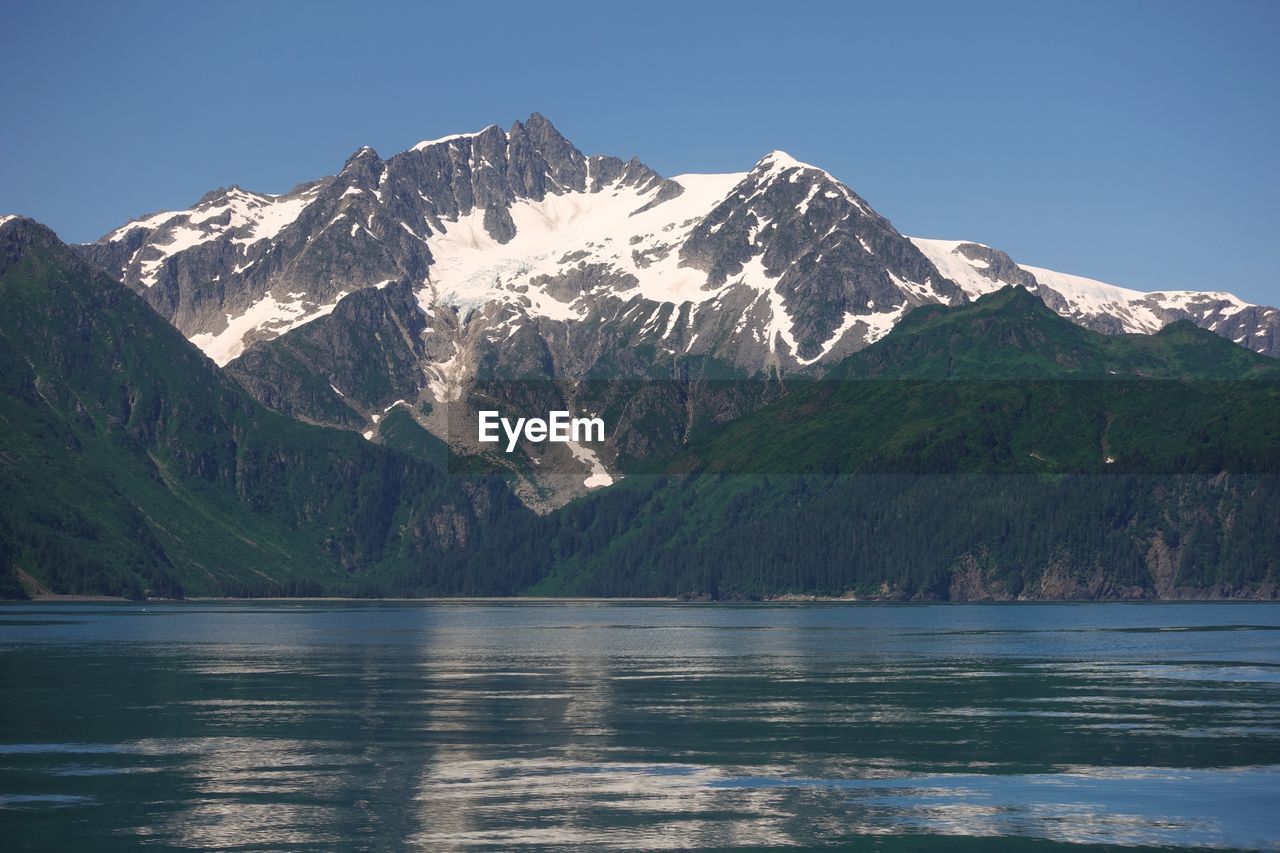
left=1, top=602, right=1278, bottom=850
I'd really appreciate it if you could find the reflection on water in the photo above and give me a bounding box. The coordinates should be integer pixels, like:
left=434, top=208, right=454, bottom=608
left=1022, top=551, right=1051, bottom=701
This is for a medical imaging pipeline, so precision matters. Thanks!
left=1, top=602, right=1278, bottom=850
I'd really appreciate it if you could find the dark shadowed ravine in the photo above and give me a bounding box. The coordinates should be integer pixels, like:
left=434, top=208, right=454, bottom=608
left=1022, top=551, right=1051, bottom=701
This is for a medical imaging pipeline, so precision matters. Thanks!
left=1, top=602, right=1278, bottom=850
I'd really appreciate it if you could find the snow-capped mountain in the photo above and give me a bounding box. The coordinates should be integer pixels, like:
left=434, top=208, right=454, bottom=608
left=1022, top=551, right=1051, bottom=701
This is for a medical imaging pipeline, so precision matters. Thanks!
left=80, top=114, right=974, bottom=378
left=81, top=114, right=1279, bottom=381
left=912, top=239, right=1277, bottom=355
left=76, top=113, right=1280, bottom=505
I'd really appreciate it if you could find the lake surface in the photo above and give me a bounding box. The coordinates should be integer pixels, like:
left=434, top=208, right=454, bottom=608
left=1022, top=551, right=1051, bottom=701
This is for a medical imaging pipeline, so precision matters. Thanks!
left=1, top=602, right=1278, bottom=850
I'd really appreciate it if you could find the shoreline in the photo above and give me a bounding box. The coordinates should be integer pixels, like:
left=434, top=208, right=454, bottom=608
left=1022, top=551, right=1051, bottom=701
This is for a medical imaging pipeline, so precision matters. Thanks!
left=6, top=595, right=1277, bottom=605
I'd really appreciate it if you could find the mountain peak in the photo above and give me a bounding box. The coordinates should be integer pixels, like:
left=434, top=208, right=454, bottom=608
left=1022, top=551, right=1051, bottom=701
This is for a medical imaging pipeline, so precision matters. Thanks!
left=1, top=216, right=91, bottom=282
left=754, top=149, right=826, bottom=176
left=341, top=145, right=382, bottom=168
left=525, top=111, right=555, bottom=128
left=513, top=111, right=574, bottom=148
left=949, top=284, right=1066, bottom=324
left=980, top=283, right=1047, bottom=307
left=410, top=124, right=502, bottom=152
left=0, top=214, right=57, bottom=244
left=1154, top=317, right=1232, bottom=345
left=872, top=285, right=1073, bottom=350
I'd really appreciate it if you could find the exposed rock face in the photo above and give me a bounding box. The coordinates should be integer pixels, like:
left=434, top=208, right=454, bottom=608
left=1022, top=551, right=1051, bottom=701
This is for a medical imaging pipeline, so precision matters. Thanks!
left=224, top=277, right=789, bottom=509
left=76, top=113, right=698, bottom=369
left=681, top=152, right=964, bottom=364
left=225, top=279, right=430, bottom=429
left=947, top=554, right=1014, bottom=601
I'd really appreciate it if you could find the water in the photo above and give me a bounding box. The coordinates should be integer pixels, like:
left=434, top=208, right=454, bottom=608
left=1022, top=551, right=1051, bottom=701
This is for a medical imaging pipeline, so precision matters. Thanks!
left=1, top=602, right=1278, bottom=850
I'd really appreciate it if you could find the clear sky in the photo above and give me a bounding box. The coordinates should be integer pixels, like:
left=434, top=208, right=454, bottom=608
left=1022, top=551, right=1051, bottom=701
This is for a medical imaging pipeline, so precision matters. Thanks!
left=2, top=0, right=1277, bottom=302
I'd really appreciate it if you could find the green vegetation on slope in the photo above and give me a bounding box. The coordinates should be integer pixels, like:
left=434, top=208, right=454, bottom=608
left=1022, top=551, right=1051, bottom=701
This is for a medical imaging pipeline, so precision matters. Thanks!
left=0, top=219, right=534, bottom=598
left=2, top=219, right=1276, bottom=604
left=524, top=289, right=1280, bottom=599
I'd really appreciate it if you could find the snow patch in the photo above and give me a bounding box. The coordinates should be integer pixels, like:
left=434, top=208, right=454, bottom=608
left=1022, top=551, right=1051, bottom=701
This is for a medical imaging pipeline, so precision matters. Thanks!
left=190, top=290, right=348, bottom=366
left=910, top=237, right=1008, bottom=298
left=425, top=344, right=468, bottom=402
left=566, top=441, right=614, bottom=489
left=420, top=170, right=745, bottom=317
left=792, top=311, right=863, bottom=366
left=105, top=187, right=319, bottom=285
left=412, top=125, right=500, bottom=151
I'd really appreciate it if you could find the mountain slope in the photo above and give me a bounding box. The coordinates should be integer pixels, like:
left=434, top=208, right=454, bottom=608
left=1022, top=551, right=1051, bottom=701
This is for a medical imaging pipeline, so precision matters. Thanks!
left=5, top=216, right=1278, bottom=601
left=673, top=288, right=1280, bottom=476
left=523, top=289, right=1280, bottom=599
left=912, top=238, right=1277, bottom=356
left=0, top=217, right=534, bottom=598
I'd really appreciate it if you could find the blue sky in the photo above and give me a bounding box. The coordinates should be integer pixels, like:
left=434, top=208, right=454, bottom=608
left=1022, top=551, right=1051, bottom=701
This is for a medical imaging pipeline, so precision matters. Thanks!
left=2, top=0, right=1277, bottom=302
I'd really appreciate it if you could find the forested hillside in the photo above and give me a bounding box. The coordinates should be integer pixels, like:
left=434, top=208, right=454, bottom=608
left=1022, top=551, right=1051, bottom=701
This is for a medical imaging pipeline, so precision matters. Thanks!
left=2, top=219, right=1277, bottom=601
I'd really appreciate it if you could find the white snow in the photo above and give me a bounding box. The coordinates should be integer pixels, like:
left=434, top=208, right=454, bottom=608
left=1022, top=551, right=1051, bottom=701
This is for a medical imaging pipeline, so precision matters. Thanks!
left=107, top=187, right=320, bottom=285
left=425, top=343, right=467, bottom=402
left=228, top=190, right=319, bottom=247
left=796, top=182, right=822, bottom=215
left=857, top=305, right=910, bottom=343
left=909, top=238, right=1008, bottom=298
left=916, top=236, right=1244, bottom=333
left=732, top=255, right=797, bottom=355
left=791, top=311, right=867, bottom=366
left=190, top=289, right=347, bottom=366
left=411, top=125, right=500, bottom=151
left=566, top=441, right=614, bottom=488
left=911, top=236, right=1257, bottom=336
left=0, top=214, right=18, bottom=227
left=399, top=221, right=426, bottom=241
left=1019, top=264, right=1166, bottom=333
left=755, top=151, right=869, bottom=215
left=419, top=170, right=747, bottom=319
left=135, top=222, right=212, bottom=285
left=759, top=150, right=820, bottom=174
left=105, top=209, right=187, bottom=240
left=1020, top=264, right=1152, bottom=307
